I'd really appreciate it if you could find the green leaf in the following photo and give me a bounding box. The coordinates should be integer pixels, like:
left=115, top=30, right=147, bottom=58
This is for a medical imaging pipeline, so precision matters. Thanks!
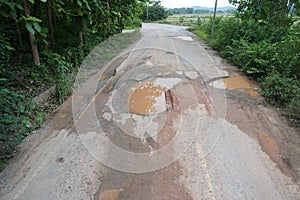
left=83, top=0, right=91, bottom=11
left=0, top=9, right=9, bottom=18
left=23, top=16, right=42, bottom=22
left=5, top=1, right=15, bottom=10
left=29, top=0, right=35, bottom=4
left=15, top=3, right=23, bottom=10
left=33, top=22, right=41, bottom=33
left=25, top=22, right=35, bottom=34
left=40, top=0, right=47, bottom=2
left=77, top=9, right=83, bottom=16
left=76, top=0, right=82, bottom=7
left=41, top=27, right=48, bottom=33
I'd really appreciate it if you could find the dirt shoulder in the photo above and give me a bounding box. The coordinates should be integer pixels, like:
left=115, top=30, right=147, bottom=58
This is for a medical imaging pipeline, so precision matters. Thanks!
left=201, top=39, right=300, bottom=185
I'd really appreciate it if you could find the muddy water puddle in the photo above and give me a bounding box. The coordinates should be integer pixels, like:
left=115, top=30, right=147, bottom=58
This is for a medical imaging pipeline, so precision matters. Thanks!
left=129, top=78, right=182, bottom=115
left=98, top=189, right=123, bottom=200
left=129, top=84, right=166, bottom=115
left=211, top=75, right=261, bottom=97
left=223, top=75, right=252, bottom=90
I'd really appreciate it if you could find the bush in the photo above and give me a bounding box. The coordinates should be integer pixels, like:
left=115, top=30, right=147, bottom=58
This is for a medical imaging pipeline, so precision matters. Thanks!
left=222, top=40, right=277, bottom=79
left=0, top=89, right=34, bottom=158
left=41, top=52, right=73, bottom=103
left=65, top=47, right=85, bottom=67
left=276, top=27, right=300, bottom=79
left=262, top=72, right=300, bottom=105
left=193, top=16, right=300, bottom=121
left=124, top=17, right=142, bottom=29
left=208, top=17, right=242, bottom=50
left=0, top=31, right=14, bottom=66
left=285, top=95, right=300, bottom=120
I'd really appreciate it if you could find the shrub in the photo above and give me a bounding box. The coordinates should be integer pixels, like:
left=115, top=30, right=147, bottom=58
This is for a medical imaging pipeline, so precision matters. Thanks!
left=222, top=40, right=277, bottom=79
left=276, top=26, right=300, bottom=79
left=193, top=10, right=300, bottom=121
left=208, top=17, right=242, bottom=50
left=285, top=95, right=300, bottom=121
left=262, top=71, right=300, bottom=105
left=0, top=89, right=34, bottom=158
left=41, top=52, right=73, bottom=103
left=0, top=31, right=14, bottom=66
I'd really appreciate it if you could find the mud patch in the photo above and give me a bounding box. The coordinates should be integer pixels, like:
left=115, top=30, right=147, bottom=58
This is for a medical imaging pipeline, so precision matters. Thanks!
left=128, top=78, right=182, bottom=115
left=99, top=189, right=123, bottom=200
left=258, top=132, right=280, bottom=154
left=129, top=84, right=166, bottom=115
left=223, top=75, right=252, bottom=89
left=222, top=75, right=261, bottom=98
left=210, top=75, right=261, bottom=98
left=245, top=89, right=261, bottom=98
left=99, top=74, right=107, bottom=81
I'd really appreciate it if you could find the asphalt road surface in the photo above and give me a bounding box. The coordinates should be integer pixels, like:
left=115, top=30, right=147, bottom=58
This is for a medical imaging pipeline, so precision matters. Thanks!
left=1, top=23, right=299, bottom=200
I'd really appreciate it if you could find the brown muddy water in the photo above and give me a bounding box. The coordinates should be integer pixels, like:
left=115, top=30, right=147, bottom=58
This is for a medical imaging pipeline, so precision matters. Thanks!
left=128, top=78, right=182, bottom=115
left=129, top=83, right=166, bottom=115
left=223, top=75, right=260, bottom=97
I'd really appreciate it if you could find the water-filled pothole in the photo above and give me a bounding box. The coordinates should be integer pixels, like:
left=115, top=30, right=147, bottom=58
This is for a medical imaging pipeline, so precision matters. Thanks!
left=222, top=75, right=252, bottom=90
left=210, top=75, right=261, bottom=97
left=129, top=83, right=166, bottom=115
left=223, top=75, right=260, bottom=97
left=128, top=78, right=182, bottom=115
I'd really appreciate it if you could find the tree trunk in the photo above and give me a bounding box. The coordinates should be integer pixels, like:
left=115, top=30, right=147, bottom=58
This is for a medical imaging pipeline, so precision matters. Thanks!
left=24, top=0, right=40, bottom=66
left=52, top=0, right=57, bottom=35
left=47, top=0, right=55, bottom=47
left=15, top=20, right=23, bottom=47
left=118, top=17, right=123, bottom=33
left=77, top=17, right=84, bottom=46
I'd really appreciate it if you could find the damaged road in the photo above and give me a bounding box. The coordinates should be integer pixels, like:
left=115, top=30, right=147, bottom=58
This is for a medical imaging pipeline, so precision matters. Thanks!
left=1, top=23, right=300, bottom=200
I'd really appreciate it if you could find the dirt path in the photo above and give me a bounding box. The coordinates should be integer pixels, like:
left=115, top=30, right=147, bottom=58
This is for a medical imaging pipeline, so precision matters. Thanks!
left=0, top=23, right=300, bottom=200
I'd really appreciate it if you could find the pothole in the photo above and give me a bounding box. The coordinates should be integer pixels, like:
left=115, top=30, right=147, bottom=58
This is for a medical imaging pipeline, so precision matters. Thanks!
left=99, top=189, right=123, bottom=200
left=210, top=75, right=261, bottom=97
left=223, top=75, right=252, bottom=90
left=129, top=83, right=166, bottom=115
left=128, top=78, right=182, bottom=115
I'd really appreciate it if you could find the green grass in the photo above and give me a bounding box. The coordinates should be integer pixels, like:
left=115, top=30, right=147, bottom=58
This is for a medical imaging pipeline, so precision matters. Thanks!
left=193, top=27, right=208, bottom=40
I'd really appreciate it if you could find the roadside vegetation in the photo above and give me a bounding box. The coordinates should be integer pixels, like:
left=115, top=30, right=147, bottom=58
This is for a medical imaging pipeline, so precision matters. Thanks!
left=192, top=0, right=300, bottom=123
left=140, top=0, right=170, bottom=22
left=0, top=0, right=148, bottom=170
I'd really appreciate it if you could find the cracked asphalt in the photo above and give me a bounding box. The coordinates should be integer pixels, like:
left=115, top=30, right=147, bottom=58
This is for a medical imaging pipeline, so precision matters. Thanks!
left=0, top=23, right=299, bottom=200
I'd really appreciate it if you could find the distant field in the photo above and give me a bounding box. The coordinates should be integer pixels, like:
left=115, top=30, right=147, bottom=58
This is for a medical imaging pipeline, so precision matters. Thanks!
left=162, top=13, right=232, bottom=26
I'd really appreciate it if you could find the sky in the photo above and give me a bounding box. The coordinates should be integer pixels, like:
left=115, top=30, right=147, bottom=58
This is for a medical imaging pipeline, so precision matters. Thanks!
left=160, top=0, right=232, bottom=8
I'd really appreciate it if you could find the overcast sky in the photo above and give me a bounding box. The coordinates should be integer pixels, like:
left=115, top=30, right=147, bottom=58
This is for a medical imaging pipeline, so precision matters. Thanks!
left=160, top=0, right=232, bottom=8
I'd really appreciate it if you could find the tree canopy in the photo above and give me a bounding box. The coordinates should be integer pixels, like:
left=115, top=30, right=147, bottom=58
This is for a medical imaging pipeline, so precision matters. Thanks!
left=141, top=0, right=169, bottom=21
left=0, top=0, right=145, bottom=65
left=229, top=0, right=300, bottom=26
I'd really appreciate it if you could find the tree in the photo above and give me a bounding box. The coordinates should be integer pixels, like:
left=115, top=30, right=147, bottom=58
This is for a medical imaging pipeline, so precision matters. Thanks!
left=23, top=0, right=40, bottom=66
left=0, top=0, right=144, bottom=66
left=141, top=0, right=169, bottom=21
left=229, top=0, right=300, bottom=26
